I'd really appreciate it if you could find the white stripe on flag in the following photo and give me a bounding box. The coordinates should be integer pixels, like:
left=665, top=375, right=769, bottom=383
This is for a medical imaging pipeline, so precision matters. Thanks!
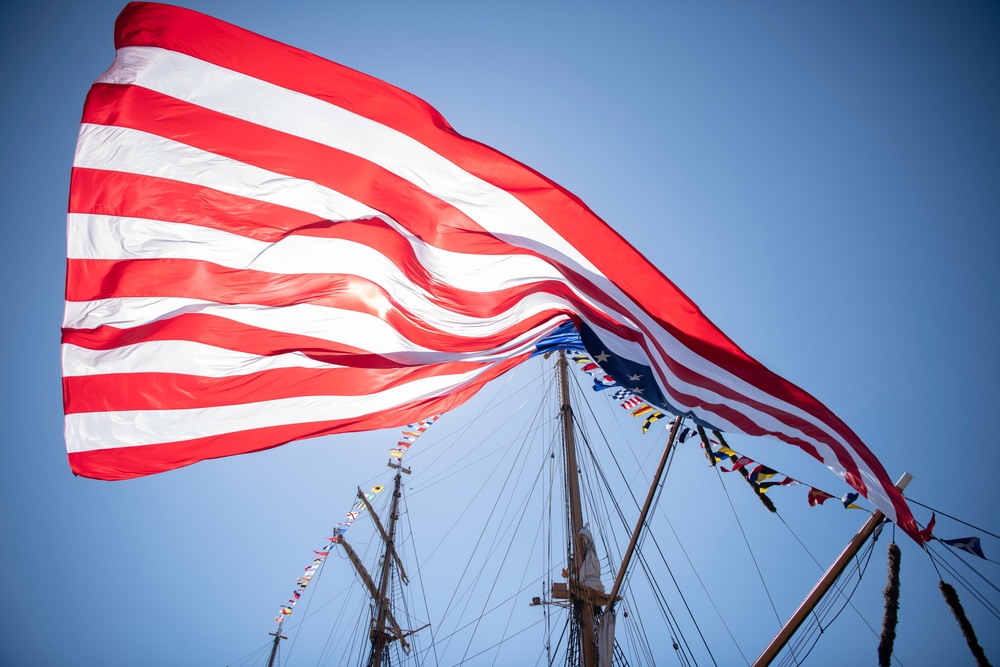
left=62, top=340, right=341, bottom=378
left=65, top=365, right=489, bottom=452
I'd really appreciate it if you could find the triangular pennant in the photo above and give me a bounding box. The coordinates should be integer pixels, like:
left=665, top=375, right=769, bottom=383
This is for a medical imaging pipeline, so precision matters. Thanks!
left=919, top=513, right=936, bottom=542
left=807, top=488, right=836, bottom=506
left=940, top=536, right=986, bottom=559
left=841, top=492, right=862, bottom=510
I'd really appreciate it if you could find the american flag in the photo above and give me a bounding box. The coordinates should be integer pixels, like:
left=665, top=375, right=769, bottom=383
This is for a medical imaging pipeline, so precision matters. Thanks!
left=63, top=3, right=918, bottom=540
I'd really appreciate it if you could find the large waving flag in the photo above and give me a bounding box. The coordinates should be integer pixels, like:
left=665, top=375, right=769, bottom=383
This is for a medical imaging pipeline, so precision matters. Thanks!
left=63, top=3, right=918, bottom=540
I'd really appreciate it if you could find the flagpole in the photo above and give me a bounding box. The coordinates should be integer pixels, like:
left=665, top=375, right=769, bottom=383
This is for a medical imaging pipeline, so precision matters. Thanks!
left=752, top=472, right=913, bottom=667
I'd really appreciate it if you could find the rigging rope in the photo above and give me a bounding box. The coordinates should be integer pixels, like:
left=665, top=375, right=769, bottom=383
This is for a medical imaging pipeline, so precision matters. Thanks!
left=403, top=366, right=554, bottom=495
left=490, top=509, right=549, bottom=667
left=906, top=498, right=1000, bottom=542
left=773, top=512, right=903, bottom=662
left=400, top=485, right=441, bottom=667
left=225, top=638, right=274, bottom=667
left=575, top=380, right=751, bottom=665
left=777, top=537, right=879, bottom=667
left=456, top=439, right=550, bottom=664
left=281, top=540, right=335, bottom=666
left=929, top=540, right=1000, bottom=600
left=568, top=383, right=700, bottom=665
left=438, top=422, right=542, bottom=658
left=568, top=390, right=713, bottom=667
left=713, top=468, right=786, bottom=629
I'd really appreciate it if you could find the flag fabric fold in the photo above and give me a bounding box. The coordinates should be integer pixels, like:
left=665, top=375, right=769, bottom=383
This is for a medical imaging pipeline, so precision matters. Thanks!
left=63, top=2, right=919, bottom=541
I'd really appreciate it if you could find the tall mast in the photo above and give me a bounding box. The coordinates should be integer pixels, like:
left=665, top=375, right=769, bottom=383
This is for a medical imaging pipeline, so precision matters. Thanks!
left=266, top=621, right=287, bottom=667
left=369, top=469, right=404, bottom=667
left=558, top=351, right=600, bottom=667
left=339, top=468, right=426, bottom=666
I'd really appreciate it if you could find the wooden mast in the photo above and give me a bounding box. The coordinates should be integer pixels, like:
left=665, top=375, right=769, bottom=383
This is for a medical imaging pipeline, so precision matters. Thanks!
left=338, top=534, right=412, bottom=656
left=357, top=486, right=409, bottom=584
left=606, top=415, right=682, bottom=608
left=369, top=469, right=404, bottom=667
left=338, top=465, right=428, bottom=665
left=265, top=621, right=287, bottom=667
left=557, top=350, right=600, bottom=667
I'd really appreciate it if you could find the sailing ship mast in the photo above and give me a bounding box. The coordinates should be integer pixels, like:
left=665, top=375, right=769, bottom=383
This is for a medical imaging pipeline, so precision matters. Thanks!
left=265, top=622, right=287, bottom=667
left=338, top=468, right=427, bottom=667
left=554, top=350, right=680, bottom=666
left=369, top=470, right=403, bottom=667
left=254, top=350, right=992, bottom=666
left=557, top=350, right=601, bottom=666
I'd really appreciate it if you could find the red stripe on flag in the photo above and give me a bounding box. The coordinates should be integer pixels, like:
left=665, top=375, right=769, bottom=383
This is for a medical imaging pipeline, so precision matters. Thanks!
left=69, top=168, right=320, bottom=243
left=63, top=316, right=395, bottom=368
left=67, top=351, right=527, bottom=479
left=63, top=360, right=490, bottom=414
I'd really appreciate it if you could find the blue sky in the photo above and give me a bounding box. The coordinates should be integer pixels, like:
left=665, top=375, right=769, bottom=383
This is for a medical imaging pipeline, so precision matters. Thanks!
left=1, top=1, right=998, bottom=665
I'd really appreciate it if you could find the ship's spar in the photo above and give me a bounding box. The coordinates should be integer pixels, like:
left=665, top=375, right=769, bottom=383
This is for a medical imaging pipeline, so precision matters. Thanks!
left=256, top=348, right=989, bottom=667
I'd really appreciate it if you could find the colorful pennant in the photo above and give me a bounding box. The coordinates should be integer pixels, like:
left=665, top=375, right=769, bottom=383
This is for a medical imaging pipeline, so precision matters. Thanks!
left=570, top=355, right=676, bottom=435
left=807, top=488, right=836, bottom=506
left=641, top=411, right=666, bottom=434
left=708, top=442, right=885, bottom=514
left=919, top=513, right=936, bottom=542
left=272, top=416, right=440, bottom=624
left=842, top=492, right=862, bottom=510
left=940, top=536, right=987, bottom=559
left=385, top=415, right=440, bottom=467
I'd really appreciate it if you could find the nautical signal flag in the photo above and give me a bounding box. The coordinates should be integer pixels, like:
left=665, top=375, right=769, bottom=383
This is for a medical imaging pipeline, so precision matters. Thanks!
left=919, top=513, right=936, bottom=542
left=592, top=376, right=618, bottom=391
left=621, top=396, right=644, bottom=410
left=940, top=537, right=986, bottom=560
left=641, top=412, right=666, bottom=434
left=631, top=405, right=654, bottom=418
left=807, top=488, right=836, bottom=506
left=62, top=2, right=919, bottom=542
left=713, top=445, right=738, bottom=460
left=748, top=465, right=779, bottom=486
left=757, top=477, right=798, bottom=493
left=721, top=456, right=755, bottom=473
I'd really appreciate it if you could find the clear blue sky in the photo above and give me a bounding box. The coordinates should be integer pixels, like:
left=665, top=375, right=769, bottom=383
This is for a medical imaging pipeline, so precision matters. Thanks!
left=1, top=1, right=998, bottom=665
